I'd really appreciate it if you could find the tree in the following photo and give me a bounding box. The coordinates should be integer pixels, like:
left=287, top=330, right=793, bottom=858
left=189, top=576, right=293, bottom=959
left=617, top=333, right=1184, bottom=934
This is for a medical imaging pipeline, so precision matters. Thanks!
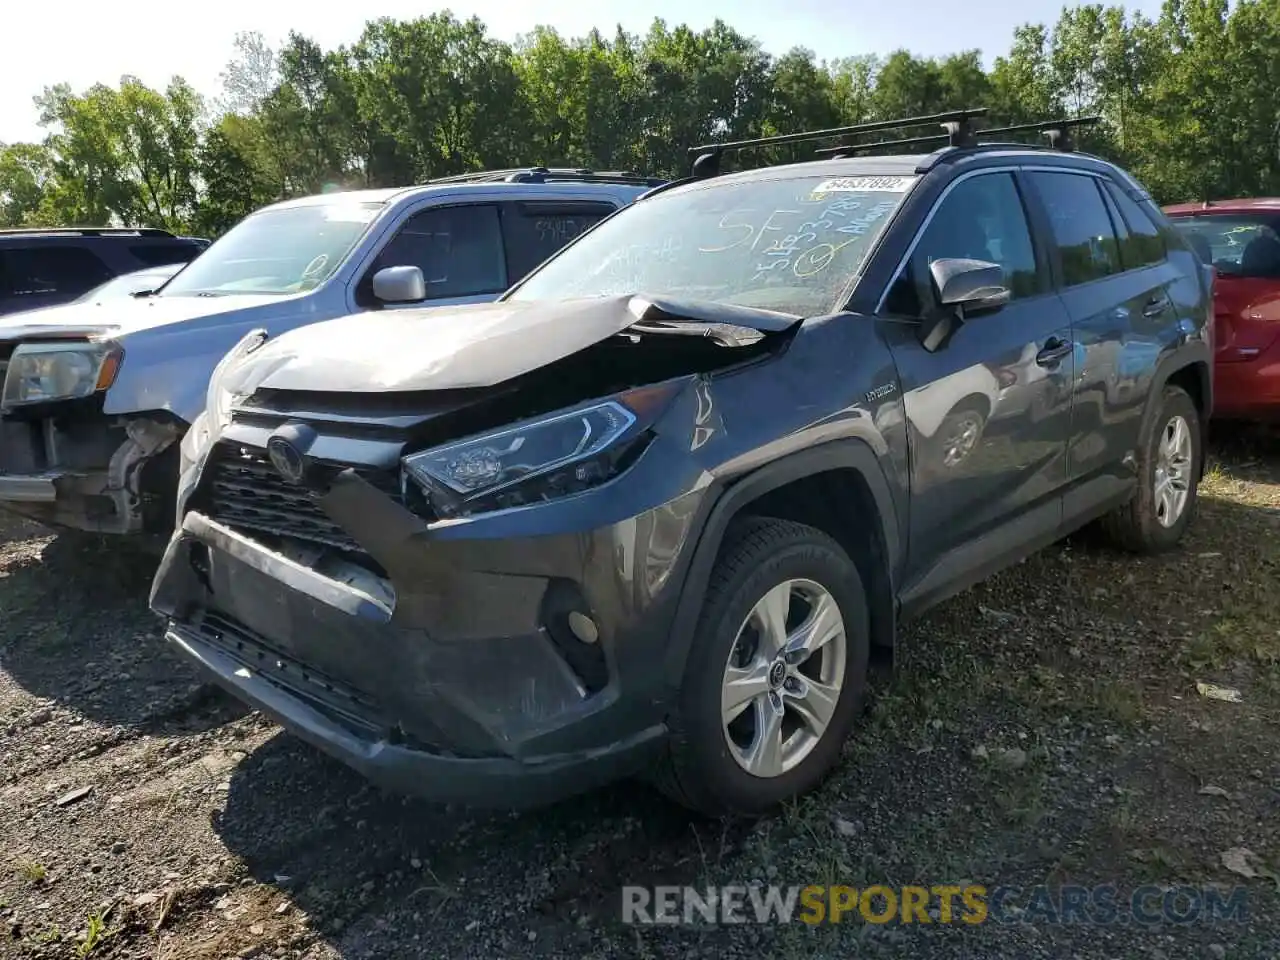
left=0, top=143, right=52, bottom=226
left=218, top=31, right=279, bottom=115
left=10, top=5, right=1280, bottom=231
left=32, top=76, right=203, bottom=228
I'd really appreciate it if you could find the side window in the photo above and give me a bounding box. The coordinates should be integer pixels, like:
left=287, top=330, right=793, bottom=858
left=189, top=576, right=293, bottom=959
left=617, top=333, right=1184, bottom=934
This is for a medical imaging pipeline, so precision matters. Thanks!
left=501, top=201, right=616, bottom=281
left=130, top=243, right=200, bottom=268
left=1098, top=186, right=1132, bottom=270
left=883, top=172, right=1040, bottom=317
left=366, top=205, right=507, bottom=302
left=0, top=246, right=113, bottom=300
left=1028, top=172, right=1123, bottom=286
left=1103, top=182, right=1167, bottom=268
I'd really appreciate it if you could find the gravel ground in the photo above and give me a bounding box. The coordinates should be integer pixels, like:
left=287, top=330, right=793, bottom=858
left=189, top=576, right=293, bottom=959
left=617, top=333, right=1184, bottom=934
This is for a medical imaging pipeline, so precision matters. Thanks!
left=1, top=428, right=1277, bottom=960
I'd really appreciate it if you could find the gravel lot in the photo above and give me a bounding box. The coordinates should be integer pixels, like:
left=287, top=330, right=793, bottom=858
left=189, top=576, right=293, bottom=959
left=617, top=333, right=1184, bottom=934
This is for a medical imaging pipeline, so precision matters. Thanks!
left=2, top=428, right=1277, bottom=960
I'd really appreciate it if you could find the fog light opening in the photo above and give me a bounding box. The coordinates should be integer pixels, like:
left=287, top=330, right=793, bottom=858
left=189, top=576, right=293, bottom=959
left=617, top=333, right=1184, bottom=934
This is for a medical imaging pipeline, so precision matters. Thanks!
left=540, top=579, right=609, bottom=695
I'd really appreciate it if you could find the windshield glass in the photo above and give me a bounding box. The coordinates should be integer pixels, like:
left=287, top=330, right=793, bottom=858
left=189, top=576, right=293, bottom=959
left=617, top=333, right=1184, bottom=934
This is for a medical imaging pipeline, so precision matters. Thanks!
left=506, top=174, right=916, bottom=315
left=1170, top=213, right=1280, bottom=278
left=160, top=201, right=382, bottom=296
left=76, top=267, right=181, bottom=303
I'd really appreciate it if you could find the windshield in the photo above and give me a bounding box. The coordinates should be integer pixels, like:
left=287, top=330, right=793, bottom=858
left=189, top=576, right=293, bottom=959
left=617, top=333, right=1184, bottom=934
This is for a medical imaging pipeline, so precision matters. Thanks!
left=506, top=174, right=916, bottom=315
left=76, top=267, right=181, bottom=303
left=1170, top=213, right=1280, bottom=278
left=160, top=201, right=382, bottom=296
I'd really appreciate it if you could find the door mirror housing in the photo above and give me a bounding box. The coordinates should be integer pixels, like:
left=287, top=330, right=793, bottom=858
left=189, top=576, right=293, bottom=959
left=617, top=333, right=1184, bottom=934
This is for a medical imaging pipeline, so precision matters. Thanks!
left=371, top=265, right=426, bottom=304
left=917, top=259, right=1012, bottom=353
left=930, top=258, right=1011, bottom=308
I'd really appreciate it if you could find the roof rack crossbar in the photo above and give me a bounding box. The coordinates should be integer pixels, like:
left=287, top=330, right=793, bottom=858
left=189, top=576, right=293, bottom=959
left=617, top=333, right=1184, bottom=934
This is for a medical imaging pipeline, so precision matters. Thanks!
left=816, top=114, right=1104, bottom=159
left=686, top=108, right=987, bottom=157
left=687, top=108, right=988, bottom=177
left=816, top=132, right=954, bottom=156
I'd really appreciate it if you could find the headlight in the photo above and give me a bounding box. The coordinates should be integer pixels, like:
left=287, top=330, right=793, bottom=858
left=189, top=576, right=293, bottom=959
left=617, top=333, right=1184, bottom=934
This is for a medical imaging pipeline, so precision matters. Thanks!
left=1, top=341, right=122, bottom=408
left=402, top=390, right=671, bottom=517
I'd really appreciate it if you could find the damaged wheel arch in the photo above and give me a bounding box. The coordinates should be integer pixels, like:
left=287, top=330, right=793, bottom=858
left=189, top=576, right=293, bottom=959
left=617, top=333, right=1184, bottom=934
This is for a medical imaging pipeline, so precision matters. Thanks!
left=660, top=437, right=904, bottom=691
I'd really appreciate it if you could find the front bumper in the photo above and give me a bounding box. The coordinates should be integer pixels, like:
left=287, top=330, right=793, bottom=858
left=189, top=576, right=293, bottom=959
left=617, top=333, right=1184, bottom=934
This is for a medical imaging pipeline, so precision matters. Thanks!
left=0, top=413, right=181, bottom=534
left=165, top=616, right=665, bottom=807
left=0, top=473, right=61, bottom=502
left=151, top=462, right=708, bottom=806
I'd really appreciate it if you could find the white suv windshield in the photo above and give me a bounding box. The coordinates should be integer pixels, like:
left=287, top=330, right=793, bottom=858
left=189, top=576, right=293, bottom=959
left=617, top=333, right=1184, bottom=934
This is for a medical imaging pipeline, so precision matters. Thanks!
left=160, top=202, right=382, bottom=297
left=507, top=174, right=916, bottom=315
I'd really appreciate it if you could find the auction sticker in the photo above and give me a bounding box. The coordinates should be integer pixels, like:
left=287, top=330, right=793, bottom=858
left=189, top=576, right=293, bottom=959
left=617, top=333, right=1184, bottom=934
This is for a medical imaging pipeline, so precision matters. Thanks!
left=812, top=176, right=918, bottom=194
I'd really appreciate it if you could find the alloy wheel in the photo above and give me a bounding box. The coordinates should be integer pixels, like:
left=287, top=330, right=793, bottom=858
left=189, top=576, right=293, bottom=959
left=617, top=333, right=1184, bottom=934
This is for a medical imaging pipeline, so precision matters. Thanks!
left=1153, top=414, right=1193, bottom=528
left=720, top=578, right=847, bottom=778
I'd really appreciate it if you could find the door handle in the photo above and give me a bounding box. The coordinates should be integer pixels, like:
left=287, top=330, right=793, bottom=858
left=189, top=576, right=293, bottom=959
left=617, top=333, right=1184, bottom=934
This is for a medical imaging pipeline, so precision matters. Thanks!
left=1035, top=337, right=1073, bottom=367
left=1143, top=295, right=1171, bottom=317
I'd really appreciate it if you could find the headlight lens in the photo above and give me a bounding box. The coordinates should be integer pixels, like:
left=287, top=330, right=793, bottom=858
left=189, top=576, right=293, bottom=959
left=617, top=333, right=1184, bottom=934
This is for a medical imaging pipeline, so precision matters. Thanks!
left=1, top=342, right=122, bottom=408
left=402, top=397, right=653, bottom=517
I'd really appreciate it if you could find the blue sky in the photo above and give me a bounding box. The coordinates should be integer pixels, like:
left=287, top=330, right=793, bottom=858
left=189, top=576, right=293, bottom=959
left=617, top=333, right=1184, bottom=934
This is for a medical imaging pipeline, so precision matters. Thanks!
left=0, top=0, right=1164, bottom=144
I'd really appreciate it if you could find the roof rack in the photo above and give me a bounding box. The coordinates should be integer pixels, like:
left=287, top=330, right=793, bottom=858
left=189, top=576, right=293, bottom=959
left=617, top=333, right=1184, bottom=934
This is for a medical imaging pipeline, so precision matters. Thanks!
left=687, top=109, right=988, bottom=178
left=0, top=226, right=177, bottom=239
left=686, top=111, right=1104, bottom=178
left=426, top=167, right=667, bottom=187
left=817, top=116, right=1103, bottom=162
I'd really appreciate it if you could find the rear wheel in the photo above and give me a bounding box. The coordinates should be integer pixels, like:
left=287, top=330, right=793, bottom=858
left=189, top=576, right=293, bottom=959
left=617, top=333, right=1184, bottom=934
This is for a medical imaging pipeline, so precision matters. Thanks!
left=1100, top=385, right=1201, bottom=552
left=652, top=518, right=869, bottom=816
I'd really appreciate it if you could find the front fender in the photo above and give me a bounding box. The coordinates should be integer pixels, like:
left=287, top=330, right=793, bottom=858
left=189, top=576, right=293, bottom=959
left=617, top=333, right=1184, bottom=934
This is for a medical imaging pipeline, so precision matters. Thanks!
left=660, top=437, right=903, bottom=687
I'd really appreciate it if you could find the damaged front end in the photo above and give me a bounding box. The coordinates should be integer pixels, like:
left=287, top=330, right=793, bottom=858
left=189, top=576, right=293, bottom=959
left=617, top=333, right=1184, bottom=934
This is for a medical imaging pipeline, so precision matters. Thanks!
left=150, top=295, right=799, bottom=806
left=0, top=336, right=183, bottom=535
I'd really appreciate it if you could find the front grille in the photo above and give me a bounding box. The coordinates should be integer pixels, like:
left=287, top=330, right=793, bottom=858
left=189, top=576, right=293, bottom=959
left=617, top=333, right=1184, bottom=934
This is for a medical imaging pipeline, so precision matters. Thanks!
left=196, top=611, right=386, bottom=738
left=201, top=441, right=400, bottom=554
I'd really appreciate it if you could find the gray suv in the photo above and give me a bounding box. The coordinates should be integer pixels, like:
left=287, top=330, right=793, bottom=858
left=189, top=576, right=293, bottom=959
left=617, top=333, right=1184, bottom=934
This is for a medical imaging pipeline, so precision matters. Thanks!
left=150, top=111, right=1212, bottom=816
left=0, top=168, right=662, bottom=536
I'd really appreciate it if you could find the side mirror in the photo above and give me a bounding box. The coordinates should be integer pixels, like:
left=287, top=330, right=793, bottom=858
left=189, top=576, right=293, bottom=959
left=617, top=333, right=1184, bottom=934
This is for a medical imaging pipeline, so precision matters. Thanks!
left=917, top=258, right=1011, bottom=354
left=930, top=258, right=1011, bottom=308
left=371, top=265, right=426, bottom=304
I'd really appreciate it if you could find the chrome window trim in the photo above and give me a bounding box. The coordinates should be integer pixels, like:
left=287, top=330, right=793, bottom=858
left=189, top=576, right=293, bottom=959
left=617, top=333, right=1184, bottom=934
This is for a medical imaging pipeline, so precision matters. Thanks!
left=872, top=162, right=1129, bottom=315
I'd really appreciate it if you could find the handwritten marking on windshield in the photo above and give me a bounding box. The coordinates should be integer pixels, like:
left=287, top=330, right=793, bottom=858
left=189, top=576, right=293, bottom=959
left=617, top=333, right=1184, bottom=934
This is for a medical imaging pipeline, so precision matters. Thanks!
left=749, top=197, right=899, bottom=282
left=698, top=209, right=800, bottom=254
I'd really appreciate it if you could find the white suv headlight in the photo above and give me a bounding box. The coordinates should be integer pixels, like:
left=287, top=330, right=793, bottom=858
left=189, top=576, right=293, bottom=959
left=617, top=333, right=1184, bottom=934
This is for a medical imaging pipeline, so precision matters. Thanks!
left=1, top=341, right=123, bottom=408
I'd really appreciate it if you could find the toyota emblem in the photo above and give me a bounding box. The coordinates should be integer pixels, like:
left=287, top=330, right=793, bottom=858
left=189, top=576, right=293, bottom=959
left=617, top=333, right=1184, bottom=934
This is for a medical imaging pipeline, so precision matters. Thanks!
left=265, top=422, right=317, bottom=484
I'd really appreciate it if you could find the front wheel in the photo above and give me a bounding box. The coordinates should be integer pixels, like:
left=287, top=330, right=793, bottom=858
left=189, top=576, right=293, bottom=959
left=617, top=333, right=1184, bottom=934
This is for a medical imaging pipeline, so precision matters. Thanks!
left=652, top=518, right=869, bottom=816
left=1100, top=384, right=1202, bottom=553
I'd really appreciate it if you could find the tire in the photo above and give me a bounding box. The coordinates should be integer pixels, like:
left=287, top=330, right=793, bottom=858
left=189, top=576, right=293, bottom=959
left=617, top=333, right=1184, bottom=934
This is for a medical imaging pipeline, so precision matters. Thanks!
left=1100, top=385, right=1202, bottom=553
left=651, top=517, right=869, bottom=816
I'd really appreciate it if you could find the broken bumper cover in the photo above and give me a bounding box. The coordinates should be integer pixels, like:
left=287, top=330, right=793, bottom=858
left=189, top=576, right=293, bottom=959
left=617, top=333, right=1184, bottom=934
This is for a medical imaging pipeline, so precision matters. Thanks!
left=0, top=415, right=181, bottom=534
left=150, top=470, right=707, bottom=806
left=165, top=617, right=666, bottom=807
left=0, top=468, right=128, bottom=531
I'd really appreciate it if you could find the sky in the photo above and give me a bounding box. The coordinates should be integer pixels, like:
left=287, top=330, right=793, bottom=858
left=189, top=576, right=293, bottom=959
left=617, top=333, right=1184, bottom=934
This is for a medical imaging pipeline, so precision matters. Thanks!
left=0, top=0, right=1164, bottom=145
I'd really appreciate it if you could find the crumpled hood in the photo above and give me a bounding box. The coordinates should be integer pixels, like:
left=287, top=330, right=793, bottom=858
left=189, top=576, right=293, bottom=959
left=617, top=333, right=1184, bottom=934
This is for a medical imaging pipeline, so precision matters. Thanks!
left=230, top=295, right=800, bottom=395
left=0, top=292, right=290, bottom=343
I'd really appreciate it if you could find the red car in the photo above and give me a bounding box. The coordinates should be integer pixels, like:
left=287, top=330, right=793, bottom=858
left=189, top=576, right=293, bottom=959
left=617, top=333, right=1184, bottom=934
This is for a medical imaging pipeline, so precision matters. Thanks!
left=1164, top=198, right=1280, bottom=420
